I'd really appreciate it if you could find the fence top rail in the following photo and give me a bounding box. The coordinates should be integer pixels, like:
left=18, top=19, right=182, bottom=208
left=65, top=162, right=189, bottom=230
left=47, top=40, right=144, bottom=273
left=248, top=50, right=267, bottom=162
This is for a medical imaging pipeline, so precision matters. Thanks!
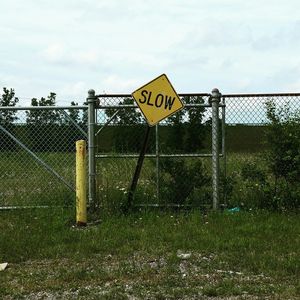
left=223, top=92, right=300, bottom=98
left=97, top=103, right=221, bottom=109
left=96, top=93, right=210, bottom=98
left=0, top=106, right=88, bottom=111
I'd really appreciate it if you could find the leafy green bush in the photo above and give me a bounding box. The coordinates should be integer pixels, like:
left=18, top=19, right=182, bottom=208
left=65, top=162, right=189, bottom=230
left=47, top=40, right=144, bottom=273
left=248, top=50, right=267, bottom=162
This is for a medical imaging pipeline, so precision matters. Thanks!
left=226, top=159, right=268, bottom=209
left=224, top=101, right=300, bottom=211
left=265, top=100, right=300, bottom=183
left=219, top=172, right=235, bottom=207
left=239, top=160, right=271, bottom=209
left=228, top=158, right=300, bottom=211
left=264, top=100, right=300, bottom=209
left=159, top=158, right=211, bottom=206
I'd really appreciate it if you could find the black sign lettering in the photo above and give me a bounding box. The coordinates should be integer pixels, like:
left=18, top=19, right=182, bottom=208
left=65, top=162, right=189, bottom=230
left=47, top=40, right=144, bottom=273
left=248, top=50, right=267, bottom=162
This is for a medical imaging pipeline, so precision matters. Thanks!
left=164, top=95, right=176, bottom=110
left=139, top=91, right=177, bottom=110
left=139, top=90, right=148, bottom=103
left=146, top=91, right=154, bottom=106
left=155, top=94, right=164, bottom=108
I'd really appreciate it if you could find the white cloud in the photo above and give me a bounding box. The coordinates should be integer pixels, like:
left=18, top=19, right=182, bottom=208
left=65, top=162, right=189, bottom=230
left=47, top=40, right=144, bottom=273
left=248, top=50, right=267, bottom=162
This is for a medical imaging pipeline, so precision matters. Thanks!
left=284, top=80, right=300, bottom=92
left=72, top=50, right=100, bottom=65
left=41, top=44, right=101, bottom=66
left=61, top=81, right=87, bottom=98
left=101, top=75, right=141, bottom=93
left=1, top=0, right=300, bottom=105
left=42, top=43, right=66, bottom=63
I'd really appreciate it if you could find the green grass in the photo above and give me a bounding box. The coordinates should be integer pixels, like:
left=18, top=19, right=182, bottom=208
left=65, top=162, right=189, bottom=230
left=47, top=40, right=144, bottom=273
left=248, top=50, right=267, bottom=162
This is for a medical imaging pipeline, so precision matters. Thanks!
left=0, top=151, right=75, bottom=206
left=0, top=150, right=299, bottom=298
left=0, top=149, right=272, bottom=210
left=0, top=150, right=214, bottom=209
left=0, top=209, right=299, bottom=299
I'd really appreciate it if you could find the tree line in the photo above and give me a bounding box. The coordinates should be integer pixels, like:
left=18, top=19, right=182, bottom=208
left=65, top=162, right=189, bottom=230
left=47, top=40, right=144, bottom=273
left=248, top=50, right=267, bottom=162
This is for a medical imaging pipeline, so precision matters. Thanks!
left=1, top=88, right=212, bottom=153
left=0, top=88, right=86, bottom=151
left=0, top=88, right=86, bottom=125
left=103, top=96, right=212, bottom=153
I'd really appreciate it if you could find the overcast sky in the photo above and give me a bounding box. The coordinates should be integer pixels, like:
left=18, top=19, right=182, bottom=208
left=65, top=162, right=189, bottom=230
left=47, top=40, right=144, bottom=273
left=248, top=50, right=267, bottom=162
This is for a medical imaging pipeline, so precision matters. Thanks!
left=1, top=0, right=300, bottom=105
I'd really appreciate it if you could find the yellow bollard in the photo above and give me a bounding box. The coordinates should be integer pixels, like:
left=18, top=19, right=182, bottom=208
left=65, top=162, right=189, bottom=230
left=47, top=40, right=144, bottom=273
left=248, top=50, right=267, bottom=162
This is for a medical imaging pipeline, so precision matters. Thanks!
left=76, top=140, right=87, bottom=226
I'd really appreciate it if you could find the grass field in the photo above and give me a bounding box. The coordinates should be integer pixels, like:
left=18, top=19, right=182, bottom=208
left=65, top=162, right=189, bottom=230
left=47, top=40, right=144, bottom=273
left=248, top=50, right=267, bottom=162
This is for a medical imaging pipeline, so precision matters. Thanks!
left=1, top=209, right=299, bottom=299
left=0, top=151, right=75, bottom=207
left=0, top=149, right=296, bottom=210
left=1, top=148, right=299, bottom=298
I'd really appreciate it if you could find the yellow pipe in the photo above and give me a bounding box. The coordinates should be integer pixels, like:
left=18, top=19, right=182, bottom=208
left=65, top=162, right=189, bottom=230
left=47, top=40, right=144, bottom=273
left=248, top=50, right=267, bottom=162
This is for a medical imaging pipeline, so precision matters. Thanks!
left=76, top=140, right=87, bottom=226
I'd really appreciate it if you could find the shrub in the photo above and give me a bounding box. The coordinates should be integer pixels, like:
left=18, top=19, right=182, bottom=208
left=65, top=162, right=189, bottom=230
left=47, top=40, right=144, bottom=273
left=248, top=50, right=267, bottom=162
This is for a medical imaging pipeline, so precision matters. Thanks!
left=159, top=158, right=211, bottom=206
left=264, top=100, right=300, bottom=209
left=226, top=159, right=269, bottom=210
left=265, top=100, right=300, bottom=183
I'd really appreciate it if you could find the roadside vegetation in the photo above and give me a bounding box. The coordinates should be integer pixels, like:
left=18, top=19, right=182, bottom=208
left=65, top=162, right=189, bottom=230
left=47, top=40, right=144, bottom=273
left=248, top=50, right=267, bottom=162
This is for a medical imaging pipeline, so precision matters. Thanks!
left=1, top=209, right=299, bottom=299
left=1, top=88, right=300, bottom=298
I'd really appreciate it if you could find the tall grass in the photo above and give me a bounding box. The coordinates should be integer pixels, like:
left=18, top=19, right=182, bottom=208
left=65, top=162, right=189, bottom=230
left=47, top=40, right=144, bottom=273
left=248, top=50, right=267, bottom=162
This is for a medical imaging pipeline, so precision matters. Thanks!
left=1, top=209, right=299, bottom=272
left=2, top=150, right=298, bottom=210
left=1, top=209, right=299, bottom=298
left=0, top=151, right=75, bottom=207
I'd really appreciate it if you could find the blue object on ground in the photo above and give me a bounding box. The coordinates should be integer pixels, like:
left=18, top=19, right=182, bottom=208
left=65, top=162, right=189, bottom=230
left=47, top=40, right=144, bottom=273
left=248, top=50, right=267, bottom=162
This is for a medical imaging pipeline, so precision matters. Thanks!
left=227, top=207, right=241, bottom=212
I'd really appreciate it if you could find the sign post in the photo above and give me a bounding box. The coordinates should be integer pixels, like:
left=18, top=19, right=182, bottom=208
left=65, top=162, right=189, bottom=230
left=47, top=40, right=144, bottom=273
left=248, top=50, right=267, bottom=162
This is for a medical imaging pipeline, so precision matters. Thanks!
left=125, top=74, right=184, bottom=211
left=125, top=125, right=151, bottom=212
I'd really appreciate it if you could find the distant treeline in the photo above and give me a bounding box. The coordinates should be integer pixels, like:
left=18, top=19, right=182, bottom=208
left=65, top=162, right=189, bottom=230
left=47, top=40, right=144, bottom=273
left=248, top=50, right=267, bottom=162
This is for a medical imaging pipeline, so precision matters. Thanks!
left=96, top=124, right=267, bottom=154
left=0, top=124, right=86, bottom=152
left=0, top=123, right=267, bottom=153
left=0, top=88, right=267, bottom=153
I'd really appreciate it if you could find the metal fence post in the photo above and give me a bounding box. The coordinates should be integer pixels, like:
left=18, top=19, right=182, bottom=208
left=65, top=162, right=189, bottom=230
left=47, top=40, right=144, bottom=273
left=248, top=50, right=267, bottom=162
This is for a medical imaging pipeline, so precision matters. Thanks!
left=87, top=89, right=97, bottom=210
left=221, top=96, right=227, bottom=207
left=211, top=88, right=221, bottom=210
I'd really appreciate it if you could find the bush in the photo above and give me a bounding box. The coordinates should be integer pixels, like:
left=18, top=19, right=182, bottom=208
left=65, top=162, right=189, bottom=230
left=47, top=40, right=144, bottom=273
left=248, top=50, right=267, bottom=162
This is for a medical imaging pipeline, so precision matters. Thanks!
left=227, top=101, right=300, bottom=211
left=240, top=160, right=271, bottom=209
left=264, top=100, right=300, bottom=209
left=265, top=100, right=300, bottom=183
left=226, top=159, right=269, bottom=210
left=159, top=158, right=211, bottom=206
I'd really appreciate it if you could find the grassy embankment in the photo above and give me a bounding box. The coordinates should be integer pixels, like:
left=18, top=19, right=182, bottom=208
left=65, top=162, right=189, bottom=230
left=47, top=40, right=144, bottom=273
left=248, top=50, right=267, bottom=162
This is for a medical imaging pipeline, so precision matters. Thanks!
left=0, top=125, right=298, bottom=298
left=0, top=209, right=299, bottom=299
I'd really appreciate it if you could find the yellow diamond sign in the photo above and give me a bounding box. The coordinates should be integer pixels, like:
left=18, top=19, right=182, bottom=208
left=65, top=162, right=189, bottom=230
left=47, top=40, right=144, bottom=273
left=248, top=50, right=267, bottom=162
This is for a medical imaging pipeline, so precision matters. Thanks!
left=132, top=74, right=184, bottom=126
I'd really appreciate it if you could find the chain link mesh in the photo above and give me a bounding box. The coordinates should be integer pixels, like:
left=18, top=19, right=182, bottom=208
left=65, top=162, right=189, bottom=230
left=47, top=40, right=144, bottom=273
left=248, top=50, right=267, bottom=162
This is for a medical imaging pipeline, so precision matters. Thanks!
left=0, top=108, right=87, bottom=208
left=95, top=94, right=213, bottom=211
left=223, top=93, right=300, bottom=209
left=2, top=92, right=299, bottom=211
left=224, top=94, right=300, bottom=152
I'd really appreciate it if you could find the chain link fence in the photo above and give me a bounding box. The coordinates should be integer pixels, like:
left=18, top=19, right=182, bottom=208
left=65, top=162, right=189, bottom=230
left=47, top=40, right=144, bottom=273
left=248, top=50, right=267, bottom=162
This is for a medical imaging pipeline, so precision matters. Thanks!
left=223, top=93, right=300, bottom=209
left=224, top=93, right=300, bottom=150
left=0, top=106, right=87, bottom=209
left=94, top=93, right=224, bottom=212
left=1, top=92, right=300, bottom=212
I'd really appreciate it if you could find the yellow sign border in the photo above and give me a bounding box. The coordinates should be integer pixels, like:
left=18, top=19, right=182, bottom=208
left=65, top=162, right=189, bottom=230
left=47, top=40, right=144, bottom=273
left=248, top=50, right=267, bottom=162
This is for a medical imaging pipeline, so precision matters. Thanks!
left=132, top=74, right=184, bottom=126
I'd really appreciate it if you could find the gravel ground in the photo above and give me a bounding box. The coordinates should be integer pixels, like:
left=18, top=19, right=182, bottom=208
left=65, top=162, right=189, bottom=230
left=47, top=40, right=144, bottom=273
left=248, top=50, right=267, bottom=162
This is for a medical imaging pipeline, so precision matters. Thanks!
left=1, top=252, right=298, bottom=299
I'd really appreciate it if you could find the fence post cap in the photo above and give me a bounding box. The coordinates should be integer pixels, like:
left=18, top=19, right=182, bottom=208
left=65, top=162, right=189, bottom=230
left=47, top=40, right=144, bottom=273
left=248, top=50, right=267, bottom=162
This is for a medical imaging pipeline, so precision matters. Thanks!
left=210, top=88, right=222, bottom=103
left=87, top=89, right=98, bottom=105
left=211, top=88, right=221, bottom=95
left=88, top=89, right=96, bottom=97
